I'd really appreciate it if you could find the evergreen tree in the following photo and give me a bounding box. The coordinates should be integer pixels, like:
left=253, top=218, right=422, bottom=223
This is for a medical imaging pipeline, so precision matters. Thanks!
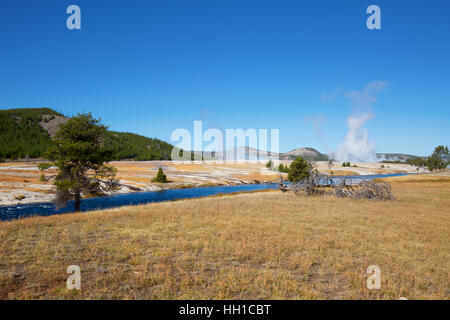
left=152, top=167, right=167, bottom=183
left=426, top=145, right=449, bottom=171
left=42, top=113, right=119, bottom=212
left=288, top=157, right=313, bottom=182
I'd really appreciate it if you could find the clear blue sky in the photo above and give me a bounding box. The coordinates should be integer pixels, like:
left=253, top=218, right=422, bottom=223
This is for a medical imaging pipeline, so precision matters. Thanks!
left=0, top=0, right=449, bottom=156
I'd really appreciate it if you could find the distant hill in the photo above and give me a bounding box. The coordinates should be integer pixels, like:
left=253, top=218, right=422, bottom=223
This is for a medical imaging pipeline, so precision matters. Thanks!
left=0, top=108, right=174, bottom=161
left=208, top=146, right=328, bottom=161
left=376, top=153, right=421, bottom=162
left=280, top=147, right=329, bottom=161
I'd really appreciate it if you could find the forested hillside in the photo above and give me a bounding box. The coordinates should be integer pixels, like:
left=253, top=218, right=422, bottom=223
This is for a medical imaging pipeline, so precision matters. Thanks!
left=0, top=108, right=60, bottom=160
left=105, top=131, right=173, bottom=160
left=0, top=108, right=174, bottom=161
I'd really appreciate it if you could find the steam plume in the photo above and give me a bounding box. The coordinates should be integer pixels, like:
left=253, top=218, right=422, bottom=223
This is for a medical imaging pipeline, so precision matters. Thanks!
left=335, top=114, right=376, bottom=162
left=334, top=81, right=387, bottom=162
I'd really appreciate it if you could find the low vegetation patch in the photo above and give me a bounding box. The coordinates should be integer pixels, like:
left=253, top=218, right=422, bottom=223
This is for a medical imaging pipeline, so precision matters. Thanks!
left=151, top=167, right=168, bottom=183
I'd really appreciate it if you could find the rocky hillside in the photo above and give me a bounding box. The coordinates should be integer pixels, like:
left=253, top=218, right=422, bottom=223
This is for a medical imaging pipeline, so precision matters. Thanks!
left=0, top=108, right=174, bottom=161
left=280, top=147, right=329, bottom=161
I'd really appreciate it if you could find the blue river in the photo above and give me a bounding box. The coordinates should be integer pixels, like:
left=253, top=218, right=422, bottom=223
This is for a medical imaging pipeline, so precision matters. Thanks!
left=0, top=173, right=409, bottom=221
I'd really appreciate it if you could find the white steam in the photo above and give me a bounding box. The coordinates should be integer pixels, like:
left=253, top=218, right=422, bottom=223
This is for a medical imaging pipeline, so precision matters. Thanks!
left=335, top=114, right=376, bottom=162
left=333, top=81, right=387, bottom=162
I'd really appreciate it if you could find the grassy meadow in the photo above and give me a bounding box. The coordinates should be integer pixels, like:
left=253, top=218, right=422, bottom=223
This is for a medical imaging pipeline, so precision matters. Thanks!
left=0, top=174, right=449, bottom=299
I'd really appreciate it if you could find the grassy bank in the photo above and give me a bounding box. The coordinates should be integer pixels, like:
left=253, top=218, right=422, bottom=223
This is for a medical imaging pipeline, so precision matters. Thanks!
left=0, top=175, right=449, bottom=299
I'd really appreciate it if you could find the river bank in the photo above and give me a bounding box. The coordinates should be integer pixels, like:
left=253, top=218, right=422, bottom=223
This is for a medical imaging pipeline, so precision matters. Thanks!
left=0, top=160, right=422, bottom=206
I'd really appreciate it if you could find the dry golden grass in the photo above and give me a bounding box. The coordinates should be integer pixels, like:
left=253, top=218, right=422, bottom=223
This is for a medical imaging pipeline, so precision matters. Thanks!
left=0, top=175, right=449, bottom=300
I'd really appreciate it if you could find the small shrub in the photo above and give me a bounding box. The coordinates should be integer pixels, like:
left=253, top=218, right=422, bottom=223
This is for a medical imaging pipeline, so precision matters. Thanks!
left=278, top=164, right=289, bottom=173
left=38, top=162, right=52, bottom=171
left=288, top=157, right=312, bottom=182
left=152, top=167, right=167, bottom=183
left=38, top=163, right=52, bottom=182
left=266, top=160, right=273, bottom=168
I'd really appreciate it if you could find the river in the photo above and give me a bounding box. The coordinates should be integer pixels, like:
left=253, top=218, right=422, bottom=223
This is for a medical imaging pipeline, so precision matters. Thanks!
left=0, top=173, right=409, bottom=221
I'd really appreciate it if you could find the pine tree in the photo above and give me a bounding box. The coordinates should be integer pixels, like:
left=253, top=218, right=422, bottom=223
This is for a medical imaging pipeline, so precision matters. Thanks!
left=43, top=113, right=119, bottom=212
left=288, top=157, right=313, bottom=182
left=152, top=167, right=167, bottom=183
